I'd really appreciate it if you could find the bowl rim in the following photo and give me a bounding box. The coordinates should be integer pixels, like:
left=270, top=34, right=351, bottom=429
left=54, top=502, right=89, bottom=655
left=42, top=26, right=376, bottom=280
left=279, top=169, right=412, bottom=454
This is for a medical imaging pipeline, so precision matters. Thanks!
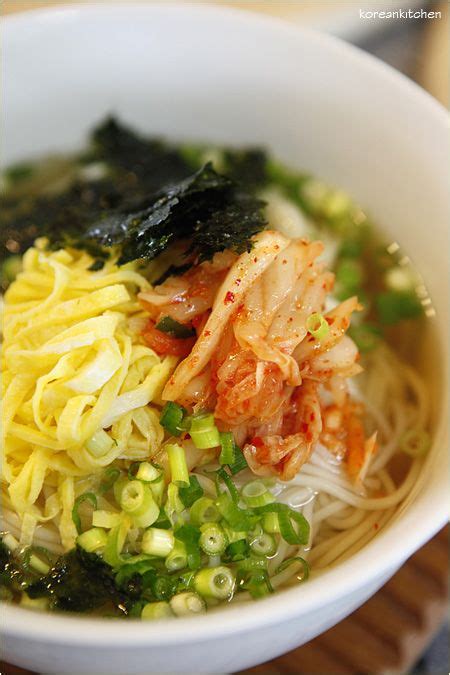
left=2, top=0, right=449, bottom=646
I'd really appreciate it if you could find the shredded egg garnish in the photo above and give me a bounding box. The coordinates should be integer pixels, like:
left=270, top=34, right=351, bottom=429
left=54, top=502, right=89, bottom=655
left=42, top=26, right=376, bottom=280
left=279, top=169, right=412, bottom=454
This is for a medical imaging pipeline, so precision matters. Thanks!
left=2, top=244, right=176, bottom=550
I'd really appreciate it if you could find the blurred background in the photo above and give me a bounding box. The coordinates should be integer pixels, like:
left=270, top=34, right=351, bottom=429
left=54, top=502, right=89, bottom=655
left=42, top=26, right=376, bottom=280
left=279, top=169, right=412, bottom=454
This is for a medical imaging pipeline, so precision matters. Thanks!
left=1, top=2, right=448, bottom=674
left=2, top=0, right=448, bottom=107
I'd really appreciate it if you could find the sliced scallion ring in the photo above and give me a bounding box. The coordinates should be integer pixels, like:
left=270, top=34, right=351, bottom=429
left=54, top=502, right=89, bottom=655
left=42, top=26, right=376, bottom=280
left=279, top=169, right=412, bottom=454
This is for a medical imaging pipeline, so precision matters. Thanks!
left=306, top=312, right=329, bottom=339
left=400, top=428, right=431, bottom=457
left=194, top=566, right=235, bottom=600
left=250, top=532, right=277, bottom=557
left=275, top=556, right=310, bottom=582
left=169, top=591, right=206, bottom=616
left=199, top=523, right=228, bottom=556
left=242, top=480, right=274, bottom=508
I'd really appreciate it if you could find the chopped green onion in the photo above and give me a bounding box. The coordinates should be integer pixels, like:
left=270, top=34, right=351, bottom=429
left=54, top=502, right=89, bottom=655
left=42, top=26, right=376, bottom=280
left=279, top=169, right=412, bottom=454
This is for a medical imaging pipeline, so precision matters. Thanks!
left=189, top=497, right=220, bottom=526
left=85, top=428, right=114, bottom=458
left=262, top=512, right=280, bottom=534
left=1, top=255, right=22, bottom=284
left=306, top=313, right=329, bottom=340
left=199, top=523, right=228, bottom=556
left=376, top=290, right=423, bottom=325
left=194, top=566, right=235, bottom=600
left=216, top=467, right=239, bottom=503
left=174, top=524, right=201, bottom=570
left=114, top=558, right=156, bottom=589
left=223, top=526, right=248, bottom=545
left=113, top=475, right=129, bottom=504
left=160, top=401, right=186, bottom=437
left=322, top=190, right=351, bottom=219
left=254, top=504, right=310, bottom=545
left=169, top=591, right=206, bottom=616
left=76, top=527, right=108, bottom=553
left=72, top=492, right=98, bottom=535
left=275, top=556, right=310, bottom=582
left=215, top=493, right=251, bottom=532
left=250, top=532, right=276, bottom=557
left=127, top=461, right=141, bottom=481
left=2, top=533, right=19, bottom=552
left=92, top=510, right=121, bottom=529
left=227, top=445, right=249, bottom=475
left=142, top=528, right=175, bottom=558
left=150, top=476, right=165, bottom=505
left=154, top=507, right=172, bottom=530
left=338, top=238, right=363, bottom=259
left=103, top=514, right=132, bottom=567
left=22, top=546, right=52, bottom=575
left=119, top=481, right=159, bottom=528
left=165, top=541, right=188, bottom=572
left=179, top=475, right=204, bottom=508
left=335, top=258, right=363, bottom=290
left=166, top=483, right=185, bottom=523
left=219, top=432, right=235, bottom=465
left=149, top=574, right=178, bottom=601
left=20, top=595, right=49, bottom=610
left=238, top=556, right=268, bottom=572
left=300, top=178, right=329, bottom=214
left=155, top=316, right=195, bottom=338
left=189, top=412, right=220, bottom=450
left=225, top=539, right=249, bottom=562
left=277, top=510, right=308, bottom=546
left=167, top=443, right=189, bottom=487
left=136, top=462, right=162, bottom=483
left=266, top=160, right=309, bottom=209
left=127, top=601, right=146, bottom=618
left=400, top=428, right=431, bottom=457
left=141, top=601, right=174, bottom=620
left=28, top=554, right=51, bottom=575
left=238, top=569, right=273, bottom=599
left=180, top=143, right=206, bottom=168
left=176, top=571, right=196, bottom=593
left=242, top=480, right=274, bottom=508
left=5, top=162, right=34, bottom=183
left=99, top=467, right=121, bottom=495
left=119, top=480, right=145, bottom=512
left=348, top=323, right=381, bottom=353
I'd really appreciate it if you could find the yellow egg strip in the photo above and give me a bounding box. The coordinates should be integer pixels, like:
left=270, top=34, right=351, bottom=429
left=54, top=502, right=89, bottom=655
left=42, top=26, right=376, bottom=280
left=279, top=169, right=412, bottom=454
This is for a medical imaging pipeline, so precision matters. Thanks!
left=2, top=246, right=176, bottom=550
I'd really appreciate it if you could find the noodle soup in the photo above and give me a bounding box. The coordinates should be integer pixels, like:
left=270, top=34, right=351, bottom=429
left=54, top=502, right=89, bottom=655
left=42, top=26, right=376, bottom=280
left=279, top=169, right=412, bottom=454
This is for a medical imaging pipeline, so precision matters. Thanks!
left=0, top=117, right=431, bottom=618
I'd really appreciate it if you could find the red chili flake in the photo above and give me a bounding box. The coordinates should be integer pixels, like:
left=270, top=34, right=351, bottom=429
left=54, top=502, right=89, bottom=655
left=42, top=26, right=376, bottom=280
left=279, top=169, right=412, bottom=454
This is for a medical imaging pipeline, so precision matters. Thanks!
left=326, top=317, right=334, bottom=325
left=224, top=291, right=235, bottom=305
left=374, top=523, right=379, bottom=531
left=251, top=436, right=264, bottom=448
left=253, top=257, right=258, bottom=263
left=204, top=330, right=211, bottom=337
left=235, top=278, right=241, bottom=286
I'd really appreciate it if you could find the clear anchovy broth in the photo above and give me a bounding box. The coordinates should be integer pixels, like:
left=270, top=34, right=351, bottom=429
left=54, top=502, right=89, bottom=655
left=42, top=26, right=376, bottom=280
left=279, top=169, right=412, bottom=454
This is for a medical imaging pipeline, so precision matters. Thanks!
left=0, top=118, right=431, bottom=618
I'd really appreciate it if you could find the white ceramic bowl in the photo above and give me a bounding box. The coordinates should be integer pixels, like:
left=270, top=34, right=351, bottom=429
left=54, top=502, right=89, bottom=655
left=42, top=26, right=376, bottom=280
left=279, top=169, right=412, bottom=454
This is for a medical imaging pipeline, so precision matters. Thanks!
left=2, top=4, right=449, bottom=674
